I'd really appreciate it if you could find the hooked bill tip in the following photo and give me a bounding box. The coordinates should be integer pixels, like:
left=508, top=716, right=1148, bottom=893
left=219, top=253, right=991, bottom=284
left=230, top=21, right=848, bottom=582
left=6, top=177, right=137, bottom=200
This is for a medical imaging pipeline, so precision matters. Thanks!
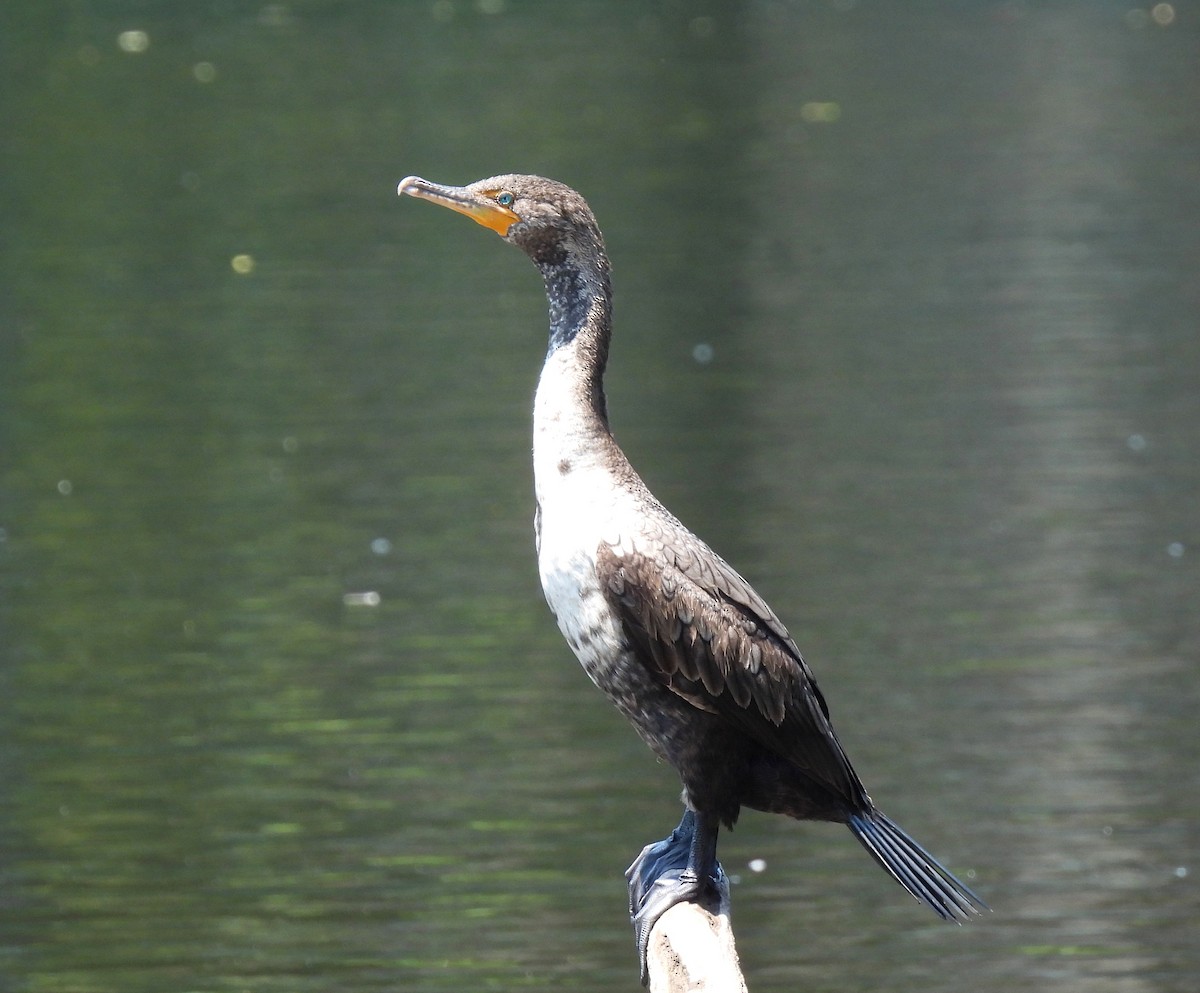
left=397, top=175, right=425, bottom=197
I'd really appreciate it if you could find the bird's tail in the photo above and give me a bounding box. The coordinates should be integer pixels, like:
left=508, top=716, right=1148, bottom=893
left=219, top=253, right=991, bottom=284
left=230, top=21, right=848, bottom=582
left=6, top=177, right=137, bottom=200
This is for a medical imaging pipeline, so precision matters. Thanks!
left=848, top=809, right=988, bottom=921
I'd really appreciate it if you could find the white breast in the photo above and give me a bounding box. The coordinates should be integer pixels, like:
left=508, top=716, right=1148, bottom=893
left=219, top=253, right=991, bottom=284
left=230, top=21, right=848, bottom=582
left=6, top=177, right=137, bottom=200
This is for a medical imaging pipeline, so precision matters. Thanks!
left=532, top=348, right=637, bottom=681
left=535, top=462, right=634, bottom=676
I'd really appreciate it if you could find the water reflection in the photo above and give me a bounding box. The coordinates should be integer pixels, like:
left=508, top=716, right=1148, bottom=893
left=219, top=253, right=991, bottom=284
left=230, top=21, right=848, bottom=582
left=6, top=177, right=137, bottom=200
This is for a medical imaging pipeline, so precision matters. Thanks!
left=3, top=3, right=1198, bottom=992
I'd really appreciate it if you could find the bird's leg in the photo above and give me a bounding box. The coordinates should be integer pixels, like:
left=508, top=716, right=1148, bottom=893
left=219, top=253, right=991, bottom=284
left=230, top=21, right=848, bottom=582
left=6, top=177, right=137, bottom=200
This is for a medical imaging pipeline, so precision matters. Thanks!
left=625, top=809, right=727, bottom=986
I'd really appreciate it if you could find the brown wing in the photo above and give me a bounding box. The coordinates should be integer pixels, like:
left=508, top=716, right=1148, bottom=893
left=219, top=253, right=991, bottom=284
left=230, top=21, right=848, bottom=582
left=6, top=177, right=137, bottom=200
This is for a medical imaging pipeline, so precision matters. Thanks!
left=598, top=526, right=864, bottom=800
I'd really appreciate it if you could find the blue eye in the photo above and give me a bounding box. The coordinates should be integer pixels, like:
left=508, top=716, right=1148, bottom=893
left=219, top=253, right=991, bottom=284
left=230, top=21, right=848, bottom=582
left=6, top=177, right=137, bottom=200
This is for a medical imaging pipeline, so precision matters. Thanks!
left=497, top=192, right=514, bottom=207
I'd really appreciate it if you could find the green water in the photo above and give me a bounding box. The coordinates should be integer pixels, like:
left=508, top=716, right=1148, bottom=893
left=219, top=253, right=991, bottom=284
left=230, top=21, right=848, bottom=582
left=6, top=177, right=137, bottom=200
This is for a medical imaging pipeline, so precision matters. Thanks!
left=3, top=3, right=1198, bottom=991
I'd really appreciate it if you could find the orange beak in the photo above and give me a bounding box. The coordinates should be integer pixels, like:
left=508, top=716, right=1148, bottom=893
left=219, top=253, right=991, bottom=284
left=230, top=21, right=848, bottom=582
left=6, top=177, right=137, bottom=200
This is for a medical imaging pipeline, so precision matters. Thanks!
left=397, top=176, right=520, bottom=236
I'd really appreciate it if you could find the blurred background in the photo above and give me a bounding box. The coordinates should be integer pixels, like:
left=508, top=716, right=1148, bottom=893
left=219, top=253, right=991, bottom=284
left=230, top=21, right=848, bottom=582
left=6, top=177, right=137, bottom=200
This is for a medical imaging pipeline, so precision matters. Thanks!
left=2, top=2, right=1198, bottom=990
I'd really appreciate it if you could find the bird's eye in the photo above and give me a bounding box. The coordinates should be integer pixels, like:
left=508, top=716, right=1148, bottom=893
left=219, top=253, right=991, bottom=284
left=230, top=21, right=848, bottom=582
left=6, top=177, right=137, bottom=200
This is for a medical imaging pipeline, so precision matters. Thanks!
left=496, top=191, right=515, bottom=207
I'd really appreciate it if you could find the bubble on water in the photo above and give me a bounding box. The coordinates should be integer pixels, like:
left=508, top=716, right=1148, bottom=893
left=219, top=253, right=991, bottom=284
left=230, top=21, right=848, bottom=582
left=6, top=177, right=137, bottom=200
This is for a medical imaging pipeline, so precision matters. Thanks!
left=117, top=30, right=149, bottom=53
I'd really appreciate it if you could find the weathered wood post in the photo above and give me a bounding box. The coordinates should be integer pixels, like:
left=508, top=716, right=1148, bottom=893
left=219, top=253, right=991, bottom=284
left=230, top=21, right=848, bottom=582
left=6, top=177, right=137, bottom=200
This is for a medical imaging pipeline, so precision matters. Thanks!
left=643, top=873, right=747, bottom=992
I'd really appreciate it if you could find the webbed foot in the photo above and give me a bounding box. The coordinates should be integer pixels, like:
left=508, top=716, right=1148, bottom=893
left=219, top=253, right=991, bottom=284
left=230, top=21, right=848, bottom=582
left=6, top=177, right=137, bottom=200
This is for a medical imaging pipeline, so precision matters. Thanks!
left=625, top=810, right=727, bottom=986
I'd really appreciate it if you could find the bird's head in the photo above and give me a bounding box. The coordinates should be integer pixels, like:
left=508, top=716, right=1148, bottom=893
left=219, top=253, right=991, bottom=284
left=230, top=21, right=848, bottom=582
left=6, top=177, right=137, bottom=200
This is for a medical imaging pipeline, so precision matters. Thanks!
left=398, top=173, right=607, bottom=271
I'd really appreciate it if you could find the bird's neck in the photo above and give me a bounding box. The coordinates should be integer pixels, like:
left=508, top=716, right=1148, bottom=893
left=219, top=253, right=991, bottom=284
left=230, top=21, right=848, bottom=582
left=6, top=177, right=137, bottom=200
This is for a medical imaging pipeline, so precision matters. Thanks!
left=538, top=258, right=612, bottom=424
left=533, top=257, right=618, bottom=472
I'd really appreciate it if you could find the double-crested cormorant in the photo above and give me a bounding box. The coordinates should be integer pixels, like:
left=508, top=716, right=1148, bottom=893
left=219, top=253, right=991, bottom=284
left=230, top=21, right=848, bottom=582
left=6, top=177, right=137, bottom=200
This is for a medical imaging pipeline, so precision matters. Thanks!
left=398, top=173, right=986, bottom=976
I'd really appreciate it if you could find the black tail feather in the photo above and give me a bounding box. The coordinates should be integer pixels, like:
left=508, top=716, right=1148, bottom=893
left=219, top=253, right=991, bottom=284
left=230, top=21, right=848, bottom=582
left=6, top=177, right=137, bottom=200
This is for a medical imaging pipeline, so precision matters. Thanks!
left=848, top=809, right=988, bottom=921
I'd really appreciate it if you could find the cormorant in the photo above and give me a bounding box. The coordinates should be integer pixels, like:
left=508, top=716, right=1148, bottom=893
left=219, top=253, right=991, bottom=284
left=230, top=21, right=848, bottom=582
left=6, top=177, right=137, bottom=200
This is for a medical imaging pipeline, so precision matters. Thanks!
left=398, top=173, right=986, bottom=979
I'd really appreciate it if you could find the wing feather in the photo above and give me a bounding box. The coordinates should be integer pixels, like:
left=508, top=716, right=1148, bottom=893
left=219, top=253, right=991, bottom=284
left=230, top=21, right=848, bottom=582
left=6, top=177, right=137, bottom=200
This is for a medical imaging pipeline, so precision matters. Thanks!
left=597, top=528, right=863, bottom=798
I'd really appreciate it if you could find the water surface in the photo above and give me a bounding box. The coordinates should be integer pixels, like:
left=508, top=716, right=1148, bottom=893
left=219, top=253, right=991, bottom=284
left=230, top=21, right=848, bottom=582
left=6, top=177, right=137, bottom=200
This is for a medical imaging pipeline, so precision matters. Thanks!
left=3, top=3, right=1198, bottom=991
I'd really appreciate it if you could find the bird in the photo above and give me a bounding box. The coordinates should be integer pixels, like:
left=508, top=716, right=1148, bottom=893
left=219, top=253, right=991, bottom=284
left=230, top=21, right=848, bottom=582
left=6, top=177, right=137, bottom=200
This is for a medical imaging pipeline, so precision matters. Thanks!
left=398, top=173, right=987, bottom=978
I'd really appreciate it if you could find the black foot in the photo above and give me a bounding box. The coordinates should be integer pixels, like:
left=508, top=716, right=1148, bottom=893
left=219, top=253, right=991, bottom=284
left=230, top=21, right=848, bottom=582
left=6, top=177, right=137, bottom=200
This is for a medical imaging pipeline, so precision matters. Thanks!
left=625, top=810, right=726, bottom=986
